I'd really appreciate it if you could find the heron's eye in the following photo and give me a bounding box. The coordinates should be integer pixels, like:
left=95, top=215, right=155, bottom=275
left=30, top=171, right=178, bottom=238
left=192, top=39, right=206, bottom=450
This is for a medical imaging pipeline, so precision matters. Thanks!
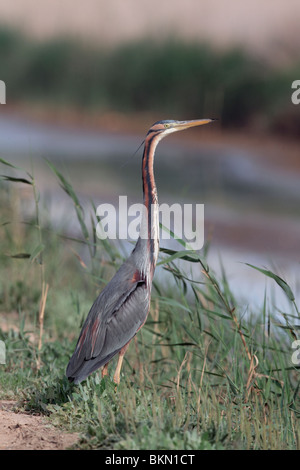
left=164, top=123, right=170, bottom=129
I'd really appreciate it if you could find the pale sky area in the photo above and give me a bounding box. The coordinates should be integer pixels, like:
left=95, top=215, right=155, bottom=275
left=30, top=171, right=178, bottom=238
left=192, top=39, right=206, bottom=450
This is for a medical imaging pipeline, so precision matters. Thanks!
left=0, top=0, right=299, bottom=63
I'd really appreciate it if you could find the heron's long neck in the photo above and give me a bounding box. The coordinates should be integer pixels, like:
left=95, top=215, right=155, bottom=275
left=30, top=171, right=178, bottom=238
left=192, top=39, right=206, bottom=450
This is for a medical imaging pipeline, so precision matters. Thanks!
left=139, top=133, right=160, bottom=270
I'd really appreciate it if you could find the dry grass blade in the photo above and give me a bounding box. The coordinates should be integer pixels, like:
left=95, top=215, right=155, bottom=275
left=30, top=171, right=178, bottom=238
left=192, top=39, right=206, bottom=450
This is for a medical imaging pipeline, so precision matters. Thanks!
left=176, top=351, right=190, bottom=394
left=69, top=247, right=88, bottom=269
left=37, top=282, right=49, bottom=369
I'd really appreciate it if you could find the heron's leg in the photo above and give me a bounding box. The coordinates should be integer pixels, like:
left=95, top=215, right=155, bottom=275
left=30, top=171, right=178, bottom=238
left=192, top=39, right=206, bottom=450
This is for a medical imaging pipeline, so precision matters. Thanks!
left=102, top=362, right=109, bottom=378
left=113, top=342, right=130, bottom=385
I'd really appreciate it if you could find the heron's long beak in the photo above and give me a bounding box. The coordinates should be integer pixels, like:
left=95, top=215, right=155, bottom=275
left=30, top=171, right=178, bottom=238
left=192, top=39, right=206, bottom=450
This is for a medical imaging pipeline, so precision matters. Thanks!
left=173, top=119, right=215, bottom=131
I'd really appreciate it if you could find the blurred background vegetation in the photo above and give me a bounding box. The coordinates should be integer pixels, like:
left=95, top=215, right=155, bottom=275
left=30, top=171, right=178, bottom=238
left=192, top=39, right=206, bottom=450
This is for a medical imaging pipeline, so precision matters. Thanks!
left=0, top=1, right=299, bottom=450
left=1, top=25, right=299, bottom=136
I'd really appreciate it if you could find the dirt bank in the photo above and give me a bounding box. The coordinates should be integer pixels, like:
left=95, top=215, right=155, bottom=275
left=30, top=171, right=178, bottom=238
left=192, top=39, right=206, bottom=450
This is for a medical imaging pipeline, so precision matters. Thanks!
left=0, top=401, right=79, bottom=450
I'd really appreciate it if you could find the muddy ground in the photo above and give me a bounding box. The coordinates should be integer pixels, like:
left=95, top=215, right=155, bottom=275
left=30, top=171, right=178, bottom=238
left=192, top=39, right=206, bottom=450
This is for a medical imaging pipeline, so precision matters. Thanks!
left=0, top=401, right=79, bottom=450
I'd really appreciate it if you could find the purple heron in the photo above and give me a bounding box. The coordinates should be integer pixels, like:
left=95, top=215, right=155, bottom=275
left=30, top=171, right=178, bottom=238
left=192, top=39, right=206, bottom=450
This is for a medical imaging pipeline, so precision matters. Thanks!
left=66, top=119, right=214, bottom=385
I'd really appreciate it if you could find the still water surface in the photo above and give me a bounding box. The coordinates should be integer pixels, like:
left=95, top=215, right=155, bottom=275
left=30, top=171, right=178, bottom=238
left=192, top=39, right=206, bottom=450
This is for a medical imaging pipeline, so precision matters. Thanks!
left=1, top=113, right=299, bottom=310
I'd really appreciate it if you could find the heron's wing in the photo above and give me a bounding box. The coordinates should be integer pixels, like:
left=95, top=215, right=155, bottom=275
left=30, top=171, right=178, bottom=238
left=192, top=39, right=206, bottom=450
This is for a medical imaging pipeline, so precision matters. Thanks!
left=66, top=260, right=150, bottom=380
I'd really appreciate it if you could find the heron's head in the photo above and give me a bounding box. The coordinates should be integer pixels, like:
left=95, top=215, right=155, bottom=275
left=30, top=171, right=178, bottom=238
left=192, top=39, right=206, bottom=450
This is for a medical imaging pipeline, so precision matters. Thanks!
left=146, top=119, right=215, bottom=141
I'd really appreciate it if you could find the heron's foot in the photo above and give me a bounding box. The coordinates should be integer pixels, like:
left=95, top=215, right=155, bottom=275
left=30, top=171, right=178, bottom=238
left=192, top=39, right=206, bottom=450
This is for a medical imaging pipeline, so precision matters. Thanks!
left=113, top=371, right=121, bottom=386
left=102, top=363, right=109, bottom=379
left=113, top=354, right=124, bottom=386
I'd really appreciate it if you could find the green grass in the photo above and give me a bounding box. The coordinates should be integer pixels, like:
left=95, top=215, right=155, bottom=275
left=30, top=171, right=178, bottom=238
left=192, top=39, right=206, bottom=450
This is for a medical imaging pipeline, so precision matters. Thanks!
left=0, top=158, right=299, bottom=450
left=1, top=25, right=300, bottom=134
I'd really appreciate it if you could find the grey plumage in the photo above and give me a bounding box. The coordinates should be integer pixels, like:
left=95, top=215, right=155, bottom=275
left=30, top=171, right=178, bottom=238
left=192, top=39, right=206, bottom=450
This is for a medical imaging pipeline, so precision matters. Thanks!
left=66, top=118, right=213, bottom=384
left=66, top=245, right=151, bottom=384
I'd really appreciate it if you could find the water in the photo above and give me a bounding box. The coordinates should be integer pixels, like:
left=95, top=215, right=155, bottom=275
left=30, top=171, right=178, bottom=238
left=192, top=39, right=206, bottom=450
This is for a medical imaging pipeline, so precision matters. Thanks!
left=0, top=112, right=299, bottom=310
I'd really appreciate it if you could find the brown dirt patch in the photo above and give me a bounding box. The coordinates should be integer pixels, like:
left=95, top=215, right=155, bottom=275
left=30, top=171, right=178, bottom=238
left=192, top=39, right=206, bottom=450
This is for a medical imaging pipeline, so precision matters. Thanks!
left=0, top=401, right=79, bottom=450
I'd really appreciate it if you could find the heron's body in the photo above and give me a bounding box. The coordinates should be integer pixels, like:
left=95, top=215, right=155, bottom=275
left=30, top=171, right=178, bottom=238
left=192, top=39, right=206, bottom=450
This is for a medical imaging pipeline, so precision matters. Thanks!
left=66, top=119, right=213, bottom=384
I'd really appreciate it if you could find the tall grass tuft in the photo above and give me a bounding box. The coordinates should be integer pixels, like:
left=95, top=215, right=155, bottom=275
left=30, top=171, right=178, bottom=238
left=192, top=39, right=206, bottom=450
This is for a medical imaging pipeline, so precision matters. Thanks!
left=0, top=159, right=299, bottom=449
